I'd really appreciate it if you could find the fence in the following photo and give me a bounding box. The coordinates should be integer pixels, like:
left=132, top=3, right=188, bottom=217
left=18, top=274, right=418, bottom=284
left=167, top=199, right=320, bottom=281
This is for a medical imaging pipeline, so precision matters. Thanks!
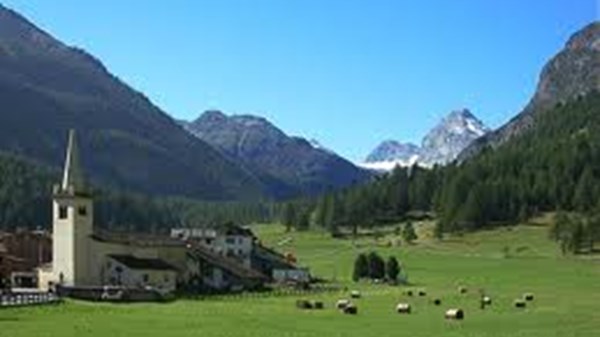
left=0, top=292, right=61, bottom=308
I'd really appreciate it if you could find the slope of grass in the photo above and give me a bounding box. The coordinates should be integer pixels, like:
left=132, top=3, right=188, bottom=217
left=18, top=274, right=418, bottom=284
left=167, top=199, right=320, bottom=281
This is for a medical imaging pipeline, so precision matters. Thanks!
left=1, top=223, right=599, bottom=337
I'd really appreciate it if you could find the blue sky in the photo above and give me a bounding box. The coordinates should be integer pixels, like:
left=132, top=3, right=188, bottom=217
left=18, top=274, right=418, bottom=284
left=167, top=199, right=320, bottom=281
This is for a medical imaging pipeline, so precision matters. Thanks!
left=3, top=0, right=597, bottom=161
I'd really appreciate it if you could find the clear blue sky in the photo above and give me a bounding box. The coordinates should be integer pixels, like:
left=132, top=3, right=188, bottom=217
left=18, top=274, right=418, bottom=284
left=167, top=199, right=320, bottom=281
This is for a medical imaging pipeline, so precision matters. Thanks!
left=3, top=0, right=597, bottom=161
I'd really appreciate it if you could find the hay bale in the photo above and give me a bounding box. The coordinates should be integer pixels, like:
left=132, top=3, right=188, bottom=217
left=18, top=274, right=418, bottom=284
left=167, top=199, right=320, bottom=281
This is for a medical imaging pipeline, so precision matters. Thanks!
left=336, top=299, right=350, bottom=310
left=418, top=290, right=427, bottom=297
left=458, top=286, right=468, bottom=294
left=296, top=299, right=313, bottom=310
left=445, top=308, right=464, bottom=320
left=523, top=293, right=534, bottom=301
left=350, top=290, right=361, bottom=299
left=514, top=299, right=526, bottom=308
left=312, top=301, right=324, bottom=309
left=343, top=303, right=358, bottom=315
left=433, top=298, right=442, bottom=306
left=396, top=303, right=411, bottom=314
left=482, top=296, right=492, bottom=306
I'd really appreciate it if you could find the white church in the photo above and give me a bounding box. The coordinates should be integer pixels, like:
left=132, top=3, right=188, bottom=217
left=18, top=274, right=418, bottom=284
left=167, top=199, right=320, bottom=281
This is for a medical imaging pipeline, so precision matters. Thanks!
left=36, top=130, right=273, bottom=295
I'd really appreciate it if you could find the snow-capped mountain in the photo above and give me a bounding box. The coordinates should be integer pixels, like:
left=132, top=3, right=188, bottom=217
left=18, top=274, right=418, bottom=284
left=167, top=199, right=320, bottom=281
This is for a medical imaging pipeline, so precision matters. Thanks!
left=419, top=109, right=490, bottom=166
left=361, top=109, right=489, bottom=170
left=360, top=141, right=421, bottom=171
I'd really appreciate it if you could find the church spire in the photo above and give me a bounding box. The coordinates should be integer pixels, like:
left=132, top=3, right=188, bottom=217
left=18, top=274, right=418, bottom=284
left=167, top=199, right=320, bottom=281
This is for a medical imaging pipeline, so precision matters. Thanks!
left=60, top=129, right=86, bottom=195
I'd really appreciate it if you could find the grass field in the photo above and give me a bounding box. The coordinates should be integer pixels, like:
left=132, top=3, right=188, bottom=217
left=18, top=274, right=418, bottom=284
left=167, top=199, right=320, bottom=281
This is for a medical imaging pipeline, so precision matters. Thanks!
left=1, top=222, right=599, bottom=337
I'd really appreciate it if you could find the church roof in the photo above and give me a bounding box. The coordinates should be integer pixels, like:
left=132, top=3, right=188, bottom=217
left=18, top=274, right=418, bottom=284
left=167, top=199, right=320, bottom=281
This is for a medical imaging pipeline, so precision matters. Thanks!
left=59, top=129, right=87, bottom=195
left=108, top=254, right=178, bottom=271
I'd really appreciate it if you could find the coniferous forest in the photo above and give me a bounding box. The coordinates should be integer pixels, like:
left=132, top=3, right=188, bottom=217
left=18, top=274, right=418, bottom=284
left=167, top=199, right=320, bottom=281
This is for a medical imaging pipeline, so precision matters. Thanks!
left=1, top=91, right=599, bottom=254
left=283, top=91, right=600, bottom=252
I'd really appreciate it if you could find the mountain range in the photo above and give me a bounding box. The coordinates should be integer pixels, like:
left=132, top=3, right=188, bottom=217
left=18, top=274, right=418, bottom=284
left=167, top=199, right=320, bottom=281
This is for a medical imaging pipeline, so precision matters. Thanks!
left=0, top=4, right=370, bottom=201
left=0, top=3, right=596, bottom=203
left=459, top=21, right=600, bottom=161
left=361, top=109, right=489, bottom=170
left=180, top=111, right=370, bottom=198
left=0, top=4, right=270, bottom=200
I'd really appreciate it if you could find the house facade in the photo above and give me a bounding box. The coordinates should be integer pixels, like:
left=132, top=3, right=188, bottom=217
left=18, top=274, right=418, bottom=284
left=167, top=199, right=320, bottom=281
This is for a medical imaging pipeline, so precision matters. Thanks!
left=36, top=130, right=272, bottom=295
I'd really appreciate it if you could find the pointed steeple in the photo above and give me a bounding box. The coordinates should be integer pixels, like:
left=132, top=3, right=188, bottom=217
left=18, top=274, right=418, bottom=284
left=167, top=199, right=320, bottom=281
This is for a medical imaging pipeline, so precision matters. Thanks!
left=60, top=129, right=86, bottom=195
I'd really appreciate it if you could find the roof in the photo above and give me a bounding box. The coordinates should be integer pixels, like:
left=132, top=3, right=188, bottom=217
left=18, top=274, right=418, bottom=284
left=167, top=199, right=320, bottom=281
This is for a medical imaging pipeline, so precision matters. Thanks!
left=108, top=254, right=178, bottom=271
left=188, top=244, right=267, bottom=280
left=92, top=230, right=184, bottom=247
left=220, top=224, right=255, bottom=238
left=59, top=129, right=87, bottom=195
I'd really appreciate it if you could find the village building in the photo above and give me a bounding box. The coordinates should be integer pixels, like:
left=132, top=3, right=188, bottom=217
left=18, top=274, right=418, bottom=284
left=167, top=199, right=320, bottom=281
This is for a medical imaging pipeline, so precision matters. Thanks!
left=32, top=129, right=306, bottom=297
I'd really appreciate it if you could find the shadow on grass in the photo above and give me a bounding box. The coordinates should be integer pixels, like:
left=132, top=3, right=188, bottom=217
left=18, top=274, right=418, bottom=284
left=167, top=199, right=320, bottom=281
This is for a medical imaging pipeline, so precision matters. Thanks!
left=0, top=317, right=20, bottom=322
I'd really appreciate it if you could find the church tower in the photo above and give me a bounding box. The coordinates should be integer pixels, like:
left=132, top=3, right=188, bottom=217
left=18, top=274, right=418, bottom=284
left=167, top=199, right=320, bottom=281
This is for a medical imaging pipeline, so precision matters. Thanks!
left=52, top=129, right=94, bottom=286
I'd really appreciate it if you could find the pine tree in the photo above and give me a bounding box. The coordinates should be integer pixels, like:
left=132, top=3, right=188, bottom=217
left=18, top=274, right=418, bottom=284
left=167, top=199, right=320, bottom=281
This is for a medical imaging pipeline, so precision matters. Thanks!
left=312, top=195, right=328, bottom=228
left=324, top=195, right=338, bottom=236
left=281, top=202, right=296, bottom=232
left=352, top=253, right=369, bottom=282
left=367, top=251, right=385, bottom=279
left=402, top=222, right=418, bottom=243
left=385, top=256, right=401, bottom=282
left=573, top=166, right=595, bottom=213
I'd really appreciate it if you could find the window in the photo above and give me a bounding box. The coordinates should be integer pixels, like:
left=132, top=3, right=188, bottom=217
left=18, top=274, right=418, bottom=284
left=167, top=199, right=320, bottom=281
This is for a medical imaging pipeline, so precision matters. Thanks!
left=78, top=206, right=87, bottom=216
left=225, top=237, right=235, bottom=245
left=142, top=274, right=149, bottom=283
left=58, top=206, right=68, bottom=220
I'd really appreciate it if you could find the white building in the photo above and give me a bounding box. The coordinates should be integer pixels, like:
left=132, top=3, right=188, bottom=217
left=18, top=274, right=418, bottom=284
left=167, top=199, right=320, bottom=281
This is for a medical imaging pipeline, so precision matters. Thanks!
left=37, top=130, right=268, bottom=295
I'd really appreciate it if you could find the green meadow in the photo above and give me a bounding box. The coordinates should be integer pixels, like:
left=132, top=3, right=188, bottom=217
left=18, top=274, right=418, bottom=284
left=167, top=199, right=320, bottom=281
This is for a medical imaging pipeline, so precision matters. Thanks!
left=1, top=222, right=599, bottom=337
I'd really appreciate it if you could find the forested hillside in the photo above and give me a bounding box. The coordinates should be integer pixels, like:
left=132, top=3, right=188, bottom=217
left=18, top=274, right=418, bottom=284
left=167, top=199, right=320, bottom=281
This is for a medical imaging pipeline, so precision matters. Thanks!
left=285, top=92, right=600, bottom=245
left=0, top=152, right=276, bottom=232
left=0, top=5, right=264, bottom=201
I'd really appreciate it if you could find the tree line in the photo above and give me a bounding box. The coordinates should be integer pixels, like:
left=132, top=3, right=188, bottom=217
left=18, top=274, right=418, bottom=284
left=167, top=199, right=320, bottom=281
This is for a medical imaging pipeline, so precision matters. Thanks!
left=352, top=252, right=403, bottom=284
left=0, top=152, right=280, bottom=232
left=2, top=91, right=600, bottom=252
left=277, top=91, right=600, bottom=252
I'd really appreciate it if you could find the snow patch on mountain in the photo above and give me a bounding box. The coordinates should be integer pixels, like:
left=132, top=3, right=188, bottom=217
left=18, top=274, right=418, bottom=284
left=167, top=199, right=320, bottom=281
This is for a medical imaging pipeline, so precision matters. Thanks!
left=361, top=109, right=489, bottom=171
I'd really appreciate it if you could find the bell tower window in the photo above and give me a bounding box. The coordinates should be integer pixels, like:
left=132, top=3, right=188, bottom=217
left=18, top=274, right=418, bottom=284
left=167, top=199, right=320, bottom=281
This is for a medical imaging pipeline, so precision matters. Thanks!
left=59, top=206, right=68, bottom=220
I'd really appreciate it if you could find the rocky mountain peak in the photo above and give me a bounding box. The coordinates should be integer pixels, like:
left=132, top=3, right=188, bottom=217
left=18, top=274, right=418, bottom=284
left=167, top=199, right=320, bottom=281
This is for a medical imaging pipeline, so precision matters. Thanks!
left=442, top=109, right=489, bottom=137
left=419, top=109, right=489, bottom=166
left=196, top=110, right=227, bottom=123
left=364, top=140, right=421, bottom=163
left=566, top=22, right=600, bottom=51
left=182, top=111, right=370, bottom=198
left=361, top=110, right=489, bottom=170
left=459, top=21, right=600, bottom=161
left=0, top=5, right=66, bottom=53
